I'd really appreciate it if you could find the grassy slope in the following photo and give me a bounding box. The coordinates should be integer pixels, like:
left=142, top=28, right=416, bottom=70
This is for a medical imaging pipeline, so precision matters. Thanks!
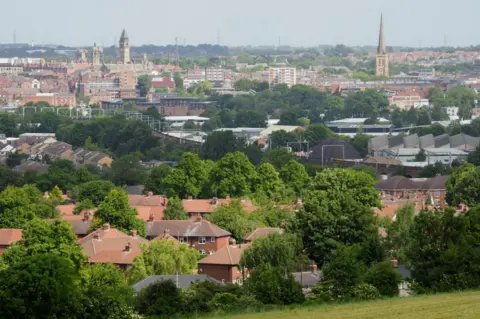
left=208, top=291, right=480, bottom=319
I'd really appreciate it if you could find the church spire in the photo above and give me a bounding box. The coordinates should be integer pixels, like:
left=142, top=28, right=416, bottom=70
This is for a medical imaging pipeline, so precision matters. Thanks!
left=377, top=13, right=387, bottom=55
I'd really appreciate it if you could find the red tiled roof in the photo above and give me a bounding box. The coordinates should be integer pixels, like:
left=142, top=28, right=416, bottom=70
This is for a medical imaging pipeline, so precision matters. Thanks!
left=0, top=229, right=23, bottom=246
left=132, top=205, right=166, bottom=221
left=182, top=198, right=255, bottom=214
left=128, top=194, right=167, bottom=207
left=243, top=228, right=282, bottom=242
left=146, top=219, right=231, bottom=238
left=198, top=244, right=250, bottom=266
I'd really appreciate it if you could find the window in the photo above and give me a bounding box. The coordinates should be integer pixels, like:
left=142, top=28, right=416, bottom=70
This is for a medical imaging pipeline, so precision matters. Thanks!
left=198, top=237, right=206, bottom=244
left=200, top=250, right=206, bottom=255
left=210, top=237, right=216, bottom=243
left=179, top=236, right=187, bottom=243
left=434, top=191, right=440, bottom=198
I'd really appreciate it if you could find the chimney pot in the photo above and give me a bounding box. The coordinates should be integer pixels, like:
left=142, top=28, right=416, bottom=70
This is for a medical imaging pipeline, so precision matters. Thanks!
left=93, top=232, right=100, bottom=240
left=164, top=228, right=171, bottom=235
left=195, top=216, right=202, bottom=223
left=83, top=210, right=90, bottom=221
left=131, top=229, right=137, bottom=238
left=125, top=242, right=131, bottom=252
left=229, top=238, right=236, bottom=247
left=162, top=196, right=167, bottom=206
left=148, top=213, right=154, bottom=222
left=147, top=191, right=153, bottom=197
left=310, top=264, right=318, bottom=273
left=103, top=223, right=110, bottom=231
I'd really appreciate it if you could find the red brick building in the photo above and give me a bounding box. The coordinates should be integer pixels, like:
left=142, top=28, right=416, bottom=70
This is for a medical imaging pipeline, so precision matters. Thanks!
left=197, top=240, right=250, bottom=284
left=145, top=218, right=231, bottom=254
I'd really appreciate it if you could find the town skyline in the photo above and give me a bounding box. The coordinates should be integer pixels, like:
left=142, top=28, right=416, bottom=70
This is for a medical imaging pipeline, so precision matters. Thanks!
left=3, top=0, right=480, bottom=48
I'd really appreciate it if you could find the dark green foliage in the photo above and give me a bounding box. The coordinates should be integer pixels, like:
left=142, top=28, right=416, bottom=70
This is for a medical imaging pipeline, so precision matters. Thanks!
left=246, top=264, right=304, bottom=305
left=163, top=197, right=188, bottom=220
left=183, top=281, right=244, bottom=314
left=144, top=164, right=171, bottom=195
left=208, top=200, right=256, bottom=241
left=110, top=153, right=148, bottom=186
left=446, top=163, right=479, bottom=206
left=364, top=261, right=401, bottom=297
left=135, top=280, right=183, bottom=316
left=72, top=180, right=115, bottom=206
left=207, top=293, right=238, bottom=311
left=0, top=165, right=24, bottom=192
left=137, top=75, right=152, bottom=97
left=0, top=254, right=82, bottom=319
left=419, top=162, right=453, bottom=178
left=199, top=131, right=246, bottom=161
left=261, top=148, right=294, bottom=170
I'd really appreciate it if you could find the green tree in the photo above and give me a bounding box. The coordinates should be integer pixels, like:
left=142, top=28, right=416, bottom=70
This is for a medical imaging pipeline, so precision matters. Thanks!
left=127, top=240, right=199, bottom=284
left=163, top=153, right=208, bottom=198
left=209, top=152, right=258, bottom=198
left=261, top=148, right=295, bottom=169
left=137, top=75, right=152, bottom=97
left=279, top=160, right=312, bottom=194
left=134, top=280, right=184, bottom=317
left=255, top=162, right=284, bottom=197
left=71, top=180, right=115, bottom=206
left=414, top=149, right=427, bottom=162
left=446, top=163, right=477, bottom=206
left=208, top=200, right=256, bottom=241
left=311, top=168, right=380, bottom=208
left=270, top=130, right=298, bottom=149
left=110, top=153, right=147, bottom=186
left=200, top=131, right=246, bottom=161
left=304, top=124, right=336, bottom=145
left=0, top=166, right=24, bottom=191
left=387, top=204, right=415, bottom=262
left=49, top=185, right=63, bottom=202
left=2, top=219, right=86, bottom=269
left=93, top=189, right=146, bottom=237
left=297, top=189, right=377, bottom=266
left=163, top=197, right=188, bottom=220
left=246, top=263, right=304, bottom=305
left=241, top=233, right=304, bottom=271
left=468, top=145, right=480, bottom=165
left=145, top=164, right=171, bottom=195
left=80, top=263, right=136, bottom=319
left=173, top=72, right=184, bottom=91
left=0, top=254, right=82, bottom=319
left=364, top=261, right=401, bottom=297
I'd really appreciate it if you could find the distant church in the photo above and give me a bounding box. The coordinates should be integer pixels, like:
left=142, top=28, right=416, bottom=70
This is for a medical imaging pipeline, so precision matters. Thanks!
left=118, top=29, right=131, bottom=65
left=376, top=14, right=389, bottom=77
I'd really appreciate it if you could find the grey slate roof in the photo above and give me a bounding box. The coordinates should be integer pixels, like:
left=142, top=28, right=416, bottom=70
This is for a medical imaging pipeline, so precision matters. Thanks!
left=419, top=134, right=434, bottom=148
left=375, top=176, right=419, bottom=191
left=145, top=220, right=231, bottom=239
left=369, top=135, right=389, bottom=151
left=403, top=134, right=419, bottom=148
left=388, top=135, right=404, bottom=148
left=450, top=133, right=480, bottom=150
left=395, top=265, right=411, bottom=280
left=132, top=275, right=222, bottom=292
left=293, top=271, right=321, bottom=288
left=434, top=134, right=450, bottom=148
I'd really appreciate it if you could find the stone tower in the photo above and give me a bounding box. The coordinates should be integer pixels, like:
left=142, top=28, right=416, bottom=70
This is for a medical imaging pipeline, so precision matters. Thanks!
left=119, top=29, right=130, bottom=65
left=376, top=14, right=389, bottom=77
left=91, top=43, right=101, bottom=66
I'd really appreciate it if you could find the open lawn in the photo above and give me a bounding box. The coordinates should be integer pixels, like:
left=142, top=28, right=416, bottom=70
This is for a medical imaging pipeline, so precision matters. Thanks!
left=207, top=291, right=480, bottom=319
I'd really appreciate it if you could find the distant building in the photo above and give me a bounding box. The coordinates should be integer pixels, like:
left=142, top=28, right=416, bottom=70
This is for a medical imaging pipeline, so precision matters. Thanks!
left=268, top=67, right=297, bottom=87
left=91, top=43, right=102, bottom=66
left=376, top=14, right=389, bottom=77
left=118, top=29, right=131, bottom=65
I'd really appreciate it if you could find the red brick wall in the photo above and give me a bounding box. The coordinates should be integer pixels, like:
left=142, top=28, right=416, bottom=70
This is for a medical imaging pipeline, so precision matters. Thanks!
left=198, top=264, right=244, bottom=283
left=188, top=236, right=230, bottom=253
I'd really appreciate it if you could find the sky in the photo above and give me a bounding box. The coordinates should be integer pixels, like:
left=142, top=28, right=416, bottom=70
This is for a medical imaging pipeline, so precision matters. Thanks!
left=3, top=0, right=480, bottom=48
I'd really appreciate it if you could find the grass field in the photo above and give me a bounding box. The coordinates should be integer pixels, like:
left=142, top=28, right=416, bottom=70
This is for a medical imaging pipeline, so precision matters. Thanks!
left=207, top=291, right=480, bottom=319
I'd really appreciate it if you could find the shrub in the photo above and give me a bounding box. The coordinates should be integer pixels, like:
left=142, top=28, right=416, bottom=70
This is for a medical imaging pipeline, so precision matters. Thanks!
left=364, top=261, right=401, bottom=297
left=134, top=280, right=183, bottom=316
left=208, top=292, right=238, bottom=311
left=352, top=283, right=381, bottom=301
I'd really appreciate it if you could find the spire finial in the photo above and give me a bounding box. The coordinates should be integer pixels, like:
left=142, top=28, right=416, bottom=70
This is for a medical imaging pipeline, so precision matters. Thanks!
left=377, top=13, right=387, bottom=54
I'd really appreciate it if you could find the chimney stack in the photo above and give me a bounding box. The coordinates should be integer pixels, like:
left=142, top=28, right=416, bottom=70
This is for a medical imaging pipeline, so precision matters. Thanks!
left=103, top=223, right=110, bottom=231
left=164, top=228, right=171, bottom=236
left=148, top=213, right=154, bottom=222
left=124, top=242, right=131, bottom=252
left=188, top=196, right=193, bottom=200
left=83, top=210, right=90, bottom=221
left=391, top=258, right=399, bottom=268
left=212, top=197, right=218, bottom=205
left=147, top=191, right=153, bottom=197
left=195, top=216, right=202, bottom=223
left=162, top=196, right=167, bottom=206
left=93, top=232, right=100, bottom=240
left=229, top=238, right=236, bottom=247
left=226, top=195, right=230, bottom=200
left=131, top=229, right=137, bottom=238
left=310, top=264, right=318, bottom=274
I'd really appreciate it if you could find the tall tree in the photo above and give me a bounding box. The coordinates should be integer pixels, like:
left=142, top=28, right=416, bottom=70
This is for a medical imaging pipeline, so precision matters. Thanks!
left=208, top=200, right=256, bottom=241
left=163, top=153, right=208, bottom=198
left=279, top=160, right=312, bottom=194
left=127, top=240, right=199, bottom=284
left=93, top=189, right=146, bottom=237
left=255, top=162, right=284, bottom=197
left=446, top=163, right=477, bottom=206
left=209, top=152, right=258, bottom=198
left=72, top=180, right=116, bottom=206
left=144, top=164, right=171, bottom=195
left=110, top=153, right=148, bottom=186
left=137, top=75, right=152, bottom=97
left=163, top=197, right=188, bottom=220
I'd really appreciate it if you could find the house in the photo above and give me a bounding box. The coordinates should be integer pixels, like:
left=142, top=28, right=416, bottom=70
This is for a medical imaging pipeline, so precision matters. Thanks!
left=0, top=144, right=16, bottom=156
left=0, top=229, right=22, bottom=255
left=132, top=275, right=221, bottom=292
left=60, top=211, right=92, bottom=238
left=293, top=265, right=321, bottom=289
left=41, top=141, right=73, bottom=160
left=197, top=239, right=249, bottom=284
left=13, top=161, right=50, bottom=174
left=243, top=227, right=283, bottom=244
left=128, top=193, right=168, bottom=221
left=72, top=148, right=113, bottom=168
left=145, top=217, right=231, bottom=254
left=376, top=175, right=448, bottom=207
left=182, top=197, right=255, bottom=218
left=78, top=224, right=147, bottom=270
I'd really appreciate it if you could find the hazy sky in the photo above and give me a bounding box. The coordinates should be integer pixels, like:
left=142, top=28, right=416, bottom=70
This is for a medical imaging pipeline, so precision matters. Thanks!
left=3, top=0, right=480, bottom=47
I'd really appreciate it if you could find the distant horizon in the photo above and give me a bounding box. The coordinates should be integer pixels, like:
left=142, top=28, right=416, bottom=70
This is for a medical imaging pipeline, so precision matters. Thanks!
left=3, top=0, right=480, bottom=48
